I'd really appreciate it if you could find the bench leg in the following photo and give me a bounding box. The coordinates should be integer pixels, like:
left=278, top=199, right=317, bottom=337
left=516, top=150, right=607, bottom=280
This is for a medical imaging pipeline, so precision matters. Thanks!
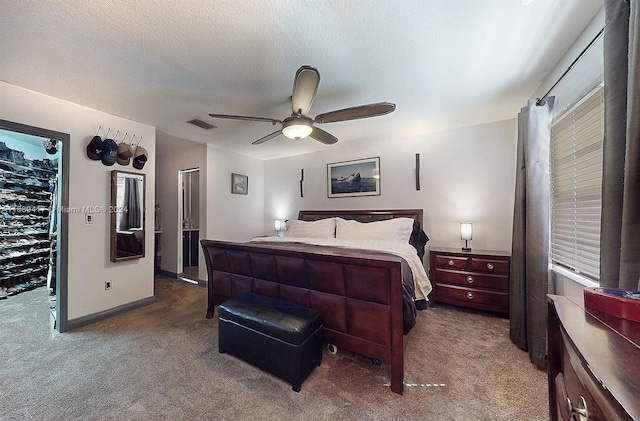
left=206, top=303, right=215, bottom=319
left=292, top=383, right=301, bottom=393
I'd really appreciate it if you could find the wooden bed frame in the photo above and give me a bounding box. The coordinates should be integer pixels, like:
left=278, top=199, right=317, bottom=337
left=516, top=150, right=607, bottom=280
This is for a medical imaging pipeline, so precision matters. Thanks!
left=201, top=209, right=423, bottom=395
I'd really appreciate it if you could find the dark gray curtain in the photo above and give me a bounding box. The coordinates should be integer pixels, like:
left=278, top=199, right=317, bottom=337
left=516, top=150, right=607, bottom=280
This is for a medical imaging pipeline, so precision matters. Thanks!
left=127, top=178, right=141, bottom=229
left=600, top=0, right=640, bottom=290
left=119, top=178, right=141, bottom=230
left=509, top=97, right=554, bottom=369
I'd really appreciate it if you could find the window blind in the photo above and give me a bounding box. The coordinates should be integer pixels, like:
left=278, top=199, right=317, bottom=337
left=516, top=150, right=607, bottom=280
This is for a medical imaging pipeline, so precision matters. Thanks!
left=550, top=85, right=604, bottom=282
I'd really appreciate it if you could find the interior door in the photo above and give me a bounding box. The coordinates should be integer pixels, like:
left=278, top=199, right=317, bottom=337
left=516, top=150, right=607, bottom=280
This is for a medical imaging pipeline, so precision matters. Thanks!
left=178, top=168, right=199, bottom=282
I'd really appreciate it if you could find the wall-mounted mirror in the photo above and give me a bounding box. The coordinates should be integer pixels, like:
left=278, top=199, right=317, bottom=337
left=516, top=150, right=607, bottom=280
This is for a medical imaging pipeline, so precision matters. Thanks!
left=111, top=170, right=145, bottom=262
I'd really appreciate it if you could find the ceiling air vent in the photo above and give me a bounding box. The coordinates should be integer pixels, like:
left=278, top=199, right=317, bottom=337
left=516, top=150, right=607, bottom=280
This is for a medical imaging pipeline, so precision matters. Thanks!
left=188, top=119, right=216, bottom=130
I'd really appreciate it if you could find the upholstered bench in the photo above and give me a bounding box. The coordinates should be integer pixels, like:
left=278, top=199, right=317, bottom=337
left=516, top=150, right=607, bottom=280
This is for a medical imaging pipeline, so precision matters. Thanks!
left=218, top=292, right=323, bottom=392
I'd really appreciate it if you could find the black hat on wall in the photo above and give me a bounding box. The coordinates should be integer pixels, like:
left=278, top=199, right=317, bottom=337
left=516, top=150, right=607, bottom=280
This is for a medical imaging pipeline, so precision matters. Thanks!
left=101, top=138, right=118, bottom=166
left=86, top=136, right=103, bottom=160
left=132, top=146, right=148, bottom=170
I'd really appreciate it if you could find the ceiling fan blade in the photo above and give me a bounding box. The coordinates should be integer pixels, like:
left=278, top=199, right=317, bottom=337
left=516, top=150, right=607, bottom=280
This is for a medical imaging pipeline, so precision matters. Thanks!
left=309, top=127, right=338, bottom=145
left=252, top=130, right=282, bottom=145
left=291, top=66, right=320, bottom=116
left=314, top=102, right=396, bottom=124
left=209, top=113, right=281, bottom=125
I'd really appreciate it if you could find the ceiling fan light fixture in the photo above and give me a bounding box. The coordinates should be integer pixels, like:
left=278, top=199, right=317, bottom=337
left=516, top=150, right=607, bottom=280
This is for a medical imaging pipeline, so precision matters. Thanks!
left=282, top=117, right=313, bottom=140
left=207, top=66, right=396, bottom=146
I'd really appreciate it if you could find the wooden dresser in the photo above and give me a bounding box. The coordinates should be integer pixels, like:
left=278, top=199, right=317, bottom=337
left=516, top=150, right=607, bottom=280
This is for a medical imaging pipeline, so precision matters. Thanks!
left=429, top=247, right=510, bottom=314
left=548, top=295, right=640, bottom=420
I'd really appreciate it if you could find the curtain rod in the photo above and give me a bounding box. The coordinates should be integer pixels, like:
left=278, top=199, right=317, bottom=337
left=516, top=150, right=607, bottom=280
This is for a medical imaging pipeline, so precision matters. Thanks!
left=536, top=26, right=605, bottom=106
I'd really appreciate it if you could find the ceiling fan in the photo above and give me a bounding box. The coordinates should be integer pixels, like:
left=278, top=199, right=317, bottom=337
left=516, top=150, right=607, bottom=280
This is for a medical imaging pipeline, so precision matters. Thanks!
left=208, top=66, right=396, bottom=145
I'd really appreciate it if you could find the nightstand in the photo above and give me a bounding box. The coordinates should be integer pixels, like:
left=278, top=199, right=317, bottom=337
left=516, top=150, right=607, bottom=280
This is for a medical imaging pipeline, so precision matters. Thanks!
left=429, top=246, right=510, bottom=314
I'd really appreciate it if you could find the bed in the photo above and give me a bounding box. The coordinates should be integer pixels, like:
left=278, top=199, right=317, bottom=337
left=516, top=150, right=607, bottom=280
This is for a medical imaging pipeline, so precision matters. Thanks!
left=201, top=209, right=430, bottom=395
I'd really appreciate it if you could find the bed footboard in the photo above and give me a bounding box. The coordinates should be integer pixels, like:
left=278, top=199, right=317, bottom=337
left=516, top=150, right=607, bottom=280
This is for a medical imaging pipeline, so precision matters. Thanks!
left=201, top=239, right=406, bottom=395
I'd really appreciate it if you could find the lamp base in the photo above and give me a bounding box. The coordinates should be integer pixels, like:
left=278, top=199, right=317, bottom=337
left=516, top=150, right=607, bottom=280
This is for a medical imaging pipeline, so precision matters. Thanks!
left=461, top=247, right=471, bottom=251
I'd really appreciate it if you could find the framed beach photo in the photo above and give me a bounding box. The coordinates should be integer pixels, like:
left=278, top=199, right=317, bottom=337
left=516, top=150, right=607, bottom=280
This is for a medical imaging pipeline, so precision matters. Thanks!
left=231, top=173, right=248, bottom=195
left=327, top=157, right=380, bottom=198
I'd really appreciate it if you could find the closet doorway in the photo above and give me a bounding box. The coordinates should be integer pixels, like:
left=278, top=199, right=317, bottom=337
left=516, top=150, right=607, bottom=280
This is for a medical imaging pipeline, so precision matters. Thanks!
left=178, top=168, right=199, bottom=283
left=0, top=119, right=69, bottom=332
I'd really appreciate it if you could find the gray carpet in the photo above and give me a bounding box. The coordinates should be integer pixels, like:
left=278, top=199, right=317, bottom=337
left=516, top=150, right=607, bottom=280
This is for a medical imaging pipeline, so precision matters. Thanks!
left=0, top=276, right=548, bottom=420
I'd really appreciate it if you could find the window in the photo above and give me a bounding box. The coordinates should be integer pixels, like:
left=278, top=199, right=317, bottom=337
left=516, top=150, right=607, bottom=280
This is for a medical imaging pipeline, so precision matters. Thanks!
left=550, top=84, right=604, bottom=283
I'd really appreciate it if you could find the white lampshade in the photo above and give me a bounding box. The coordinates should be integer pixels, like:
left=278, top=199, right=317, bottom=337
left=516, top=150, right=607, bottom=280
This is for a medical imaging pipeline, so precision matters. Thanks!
left=460, top=222, right=473, bottom=240
left=282, top=123, right=313, bottom=140
left=274, top=219, right=287, bottom=235
left=282, top=116, right=314, bottom=140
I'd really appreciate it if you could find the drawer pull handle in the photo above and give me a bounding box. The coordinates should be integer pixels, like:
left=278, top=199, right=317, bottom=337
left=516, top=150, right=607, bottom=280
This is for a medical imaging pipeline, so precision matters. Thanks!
left=467, top=276, right=474, bottom=284
left=466, top=292, right=474, bottom=300
left=565, top=397, right=574, bottom=419
left=562, top=393, right=589, bottom=421
left=486, top=263, right=494, bottom=270
left=448, top=260, right=454, bottom=266
left=574, top=396, right=589, bottom=421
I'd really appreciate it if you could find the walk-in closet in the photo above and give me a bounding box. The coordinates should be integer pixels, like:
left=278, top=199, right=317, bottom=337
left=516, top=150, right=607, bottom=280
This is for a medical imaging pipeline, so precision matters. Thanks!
left=0, top=127, right=62, bottom=327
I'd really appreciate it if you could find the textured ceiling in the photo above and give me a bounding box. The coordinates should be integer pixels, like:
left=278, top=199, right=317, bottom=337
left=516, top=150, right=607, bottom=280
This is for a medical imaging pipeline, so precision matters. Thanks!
left=1, top=0, right=603, bottom=160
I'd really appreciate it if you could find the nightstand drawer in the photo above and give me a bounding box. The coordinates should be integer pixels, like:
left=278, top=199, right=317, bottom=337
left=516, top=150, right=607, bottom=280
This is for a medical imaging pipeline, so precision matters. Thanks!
left=471, top=258, right=509, bottom=274
left=436, top=284, right=509, bottom=312
left=434, top=268, right=508, bottom=291
left=433, top=254, right=469, bottom=270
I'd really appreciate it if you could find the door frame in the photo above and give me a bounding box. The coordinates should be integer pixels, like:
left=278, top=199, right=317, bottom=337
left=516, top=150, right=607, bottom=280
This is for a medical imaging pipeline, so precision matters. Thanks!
left=0, top=119, right=70, bottom=332
left=177, top=167, right=199, bottom=283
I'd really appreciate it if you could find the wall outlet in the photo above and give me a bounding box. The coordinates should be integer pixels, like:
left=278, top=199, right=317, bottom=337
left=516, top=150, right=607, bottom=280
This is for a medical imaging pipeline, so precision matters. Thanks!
left=105, top=280, right=112, bottom=290
left=85, top=214, right=93, bottom=224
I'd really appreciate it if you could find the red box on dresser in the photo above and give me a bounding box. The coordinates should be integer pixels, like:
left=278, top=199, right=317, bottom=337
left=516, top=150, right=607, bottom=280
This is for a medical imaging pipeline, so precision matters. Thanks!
left=583, top=287, right=640, bottom=322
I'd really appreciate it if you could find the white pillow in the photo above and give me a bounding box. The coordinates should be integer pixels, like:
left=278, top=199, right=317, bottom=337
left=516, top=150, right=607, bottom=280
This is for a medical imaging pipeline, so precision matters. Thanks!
left=284, top=218, right=336, bottom=238
left=335, top=217, right=414, bottom=242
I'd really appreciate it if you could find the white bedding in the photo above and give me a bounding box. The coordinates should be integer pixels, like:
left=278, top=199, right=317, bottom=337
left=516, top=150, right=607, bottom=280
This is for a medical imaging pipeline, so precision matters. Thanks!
left=250, top=236, right=432, bottom=301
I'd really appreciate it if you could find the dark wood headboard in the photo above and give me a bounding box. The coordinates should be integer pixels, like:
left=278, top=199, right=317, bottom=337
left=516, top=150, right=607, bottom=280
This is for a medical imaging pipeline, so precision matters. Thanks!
left=298, top=209, right=423, bottom=228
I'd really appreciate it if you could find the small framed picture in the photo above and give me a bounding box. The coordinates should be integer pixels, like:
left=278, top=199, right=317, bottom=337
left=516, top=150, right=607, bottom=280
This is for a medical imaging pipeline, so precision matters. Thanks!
left=231, top=173, right=248, bottom=195
left=327, top=157, right=380, bottom=198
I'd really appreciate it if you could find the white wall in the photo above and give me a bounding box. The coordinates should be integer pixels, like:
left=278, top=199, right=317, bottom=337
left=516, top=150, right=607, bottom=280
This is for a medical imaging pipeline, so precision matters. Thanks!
left=155, top=141, right=264, bottom=282
left=0, top=81, right=156, bottom=321
left=551, top=271, right=587, bottom=298
left=264, top=119, right=517, bottom=252
left=155, top=142, right=208, bottom=280
left=206, top=144, right=265, bottom=243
